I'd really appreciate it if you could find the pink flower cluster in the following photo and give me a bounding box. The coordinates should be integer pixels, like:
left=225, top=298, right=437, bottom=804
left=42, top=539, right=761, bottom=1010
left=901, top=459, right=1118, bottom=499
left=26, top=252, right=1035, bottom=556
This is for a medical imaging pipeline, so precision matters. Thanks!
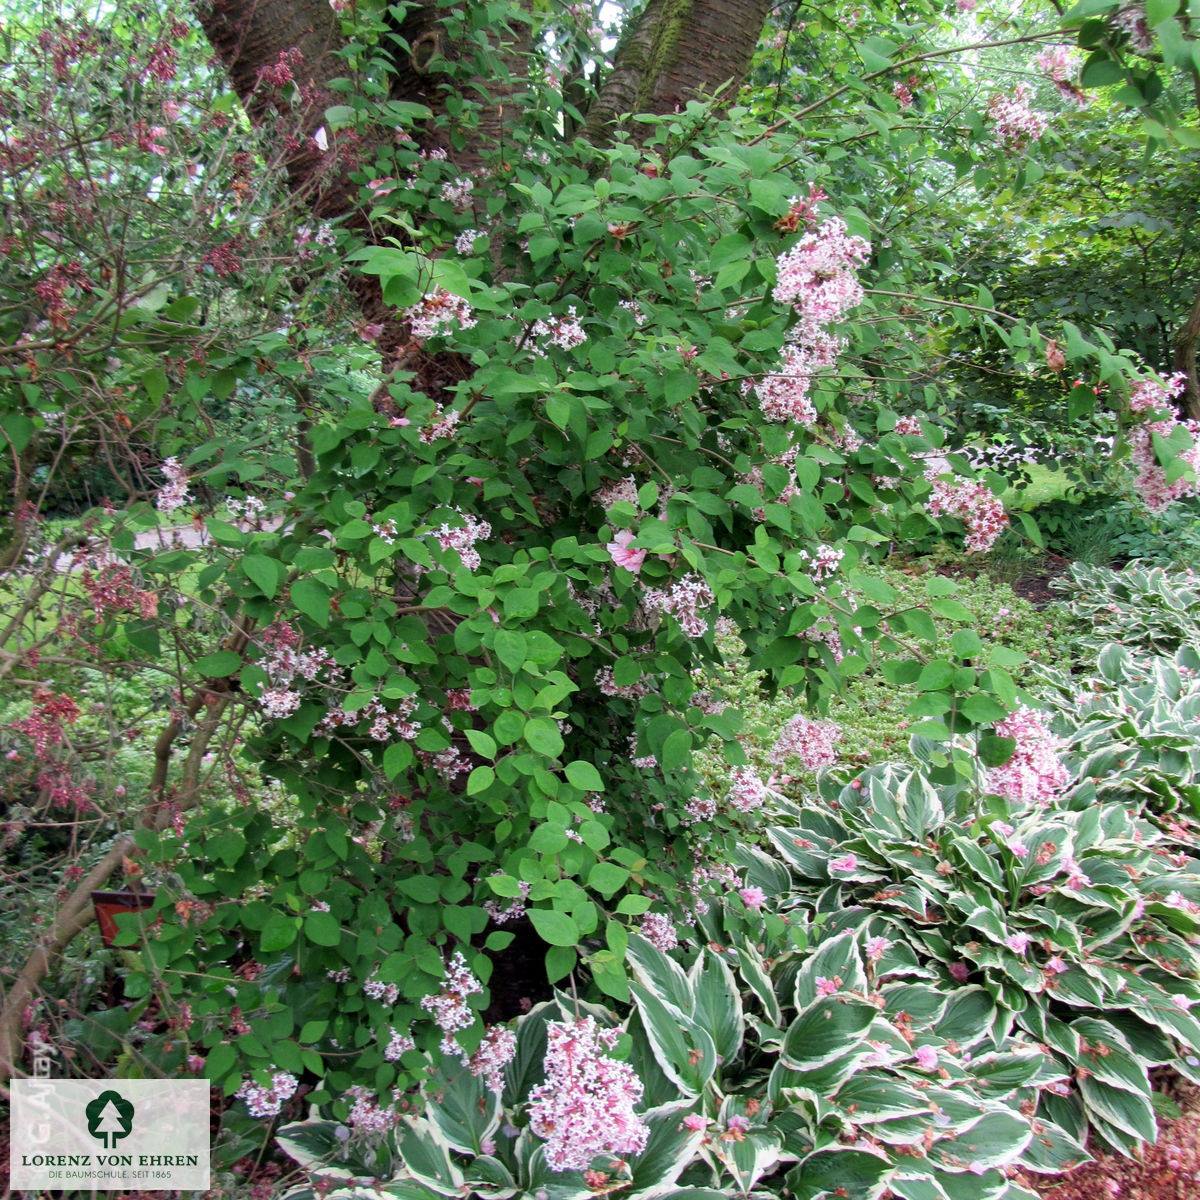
left=528, top=1017, right=650, bottom=1173
left=596, top=665, right=648, bottom=700
left=419, top=401, right=461, bottom=444
left=345, top=1085, right=400, bottom=1133
left=986, top=707, right=1069, bottom=806
left=987, top=84, right=1047, bottom=151
left=529, top=306, right=587, bottom=354
left=1130, top=372, right=1186, bottom=414
left=750, top=335, right=839, bottom=426
left=770, top=713, right=841, bottom=770
left=404, top=288, right=477, bottom=340
left=1114, top=3, right=1154, bottom=54
left=383, top=1027, right=416, bottom=1061
left=420, top=950, right=483, bottom=1059
left=432, top=509, right=491, bottom=571
left=773, top=216, right=870, bottom=340
left=759, top=213, right=868, bottom=429
left=594, top=475, right=640, bottom=513
left=484, top=878, right=530, bottom=924
left=926, top=471, right=1008, bottom=552
left=469, top=1024, right=518, bottom=1094
left=1129, top=418, right=1200, bottom=512
left=440, top=176, right=475, bottom=210
left=799, top=543, right=844, bottom=583
left=236, top=1070, right=298, bottom=1119
left=156, top=456, right=191, bottom=514
left=639, top=911, right=679, bottom=952
left=728, top=766, right=767, bottom=813
left=1036, top=46, right=1087, bottom=107
left=645, top=574, right=715, bottom=638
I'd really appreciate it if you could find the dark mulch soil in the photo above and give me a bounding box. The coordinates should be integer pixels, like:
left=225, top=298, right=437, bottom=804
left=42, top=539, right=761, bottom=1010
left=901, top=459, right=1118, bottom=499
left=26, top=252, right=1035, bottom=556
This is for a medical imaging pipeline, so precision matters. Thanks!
left=1019, top=1078, right=1200, bottom=1200
left=1009, top=556, right=1073, bottom=607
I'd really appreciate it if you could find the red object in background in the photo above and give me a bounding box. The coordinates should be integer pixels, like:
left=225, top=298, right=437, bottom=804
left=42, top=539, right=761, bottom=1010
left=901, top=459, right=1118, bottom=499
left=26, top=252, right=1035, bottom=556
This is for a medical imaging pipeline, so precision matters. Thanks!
left=90, top=890, right=155, bottom=947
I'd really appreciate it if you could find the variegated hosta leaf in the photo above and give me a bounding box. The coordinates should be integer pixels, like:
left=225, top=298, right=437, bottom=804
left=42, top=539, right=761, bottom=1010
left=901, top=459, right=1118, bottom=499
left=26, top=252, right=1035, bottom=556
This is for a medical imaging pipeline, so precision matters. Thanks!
left=424, top=1059, right=501, bottom=1155
left=627, top=932, right=694, bottom=1013
left=392, top=1119, right=466, bottom=1197
left=630, top=980, right=717, bottom=1094
left=689, top=949, right=745, bottom=1063
left=624, top=1102, right=706, bottom=1199
left=785, top=1147, right=892, bottom=1200
left=780, top=996, right=877, bottom=1071
left=792, top=930, right=867, bottom=1009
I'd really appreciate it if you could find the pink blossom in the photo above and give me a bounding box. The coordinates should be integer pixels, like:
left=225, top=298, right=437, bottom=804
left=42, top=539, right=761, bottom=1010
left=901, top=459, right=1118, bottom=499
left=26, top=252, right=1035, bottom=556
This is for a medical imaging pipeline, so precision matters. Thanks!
left=640, top=911, right=679, bottom=952
left=606, top=529, right=647, bottom=573
left=1006, top=932, right=1031, bottom=955
left=1171, top=995, right=1196, bottom=1011
left=800, top=543, right=844, bottom=583
left=739, top=886, right=766, bottom=910
left=528, top=1017, right=650, bottom=1173
left=469, top=1025, right=518, bottom=1093
left=529, top=306, right=586, bottom=354
left=773, top=216, right=870, bottom=340
left=432, top=509, right=491, bottom=571
left=1130, top=373, right=1186, bottom=414
left=156, top=456, right=191, bottom=514
left=949, top=962, right=970, bottom=982
left=236, top=1070, right=298, bottom=1119
left=914, top=1045, right=938, bottom=1071
left=1129, top=417, right=1200, bottom=512
left=404, top=287, right=476, bottom=341
left=594, top=475, right=640, bottom=513
left=926, top=470, right=1008, bottom=553
left=986, top=707, right=1069, bottom=806
left=987, top=84, right=1048, bottom=151
left=866, top=936, right=891, bottom=962
left=1045, top=956, right=1068, bottom=975
left=420, top=950, right=483, bottom=1060
left=682, top=1114, right=709, bottom=1131
left=815, top=976, right=839, bottom=996
left=728, top=766, right=767, bottom=813
left=771, top=712, right=841, bottom=770
left=645, top=574, right=715, bottom=638
left=829, top=853, right=857, bottom=874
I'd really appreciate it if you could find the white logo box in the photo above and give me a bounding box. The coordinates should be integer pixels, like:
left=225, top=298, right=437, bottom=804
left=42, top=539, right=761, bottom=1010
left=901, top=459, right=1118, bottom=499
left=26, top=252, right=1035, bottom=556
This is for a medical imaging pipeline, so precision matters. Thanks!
left=10, top=1079, right=210, bottom=1191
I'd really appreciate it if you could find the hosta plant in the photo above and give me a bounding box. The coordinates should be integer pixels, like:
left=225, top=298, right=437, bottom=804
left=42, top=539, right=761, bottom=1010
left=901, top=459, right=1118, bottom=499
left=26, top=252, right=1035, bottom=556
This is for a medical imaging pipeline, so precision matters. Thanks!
left=1037, top=642, right=1200, bottom=817
left=1055, top=561, right=1200, bottom=657
left=276, top=916, right=1079, bottom=1200
left=765, top=762, right=1200, bottom=1158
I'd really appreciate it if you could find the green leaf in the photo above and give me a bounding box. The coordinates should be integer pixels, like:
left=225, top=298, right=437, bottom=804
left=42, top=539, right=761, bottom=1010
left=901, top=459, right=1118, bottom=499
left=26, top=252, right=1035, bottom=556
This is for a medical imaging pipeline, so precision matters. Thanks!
left=527, top=908, right=579, bottom=946
left=242, top=554, right=284, bottom=599
left=194, top=650, right=242, bottom=677
left=524, top=717, right=564, bottom=758
left=260, top=911, right=299, bottom=952
left=494, top=630, right=526, bottom=672
left=588, top=862, right=630, bottom=896
left=788, top=1149, right=892, bottom=1200
left=304, top=910, right=342, bottom=947
left=291, top=578, right=332, bottom=627
left=565, top=760, right=604, bottom=790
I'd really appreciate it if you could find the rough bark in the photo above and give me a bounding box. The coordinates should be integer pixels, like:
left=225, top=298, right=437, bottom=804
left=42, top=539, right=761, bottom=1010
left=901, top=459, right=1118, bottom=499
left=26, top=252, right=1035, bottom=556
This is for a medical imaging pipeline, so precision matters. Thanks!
left=585, top=0, right=774, bottom=141
left=1172, top=281, right=1200, bottom=421
left=197, top=0, right=347, bottom=213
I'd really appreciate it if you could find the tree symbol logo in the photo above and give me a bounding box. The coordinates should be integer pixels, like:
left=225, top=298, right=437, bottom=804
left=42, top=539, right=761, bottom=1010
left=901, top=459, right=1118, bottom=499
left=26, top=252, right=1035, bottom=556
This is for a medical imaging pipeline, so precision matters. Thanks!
left=85, top=1090, right=135, bottom=1149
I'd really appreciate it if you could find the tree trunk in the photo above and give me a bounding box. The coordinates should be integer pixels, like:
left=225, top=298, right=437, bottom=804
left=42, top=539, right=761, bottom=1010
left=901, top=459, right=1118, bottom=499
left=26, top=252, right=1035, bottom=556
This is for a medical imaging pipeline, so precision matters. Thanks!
left=1172, top=281, right=1200, bottom=421
left=585, top=0, right=774, bottom=141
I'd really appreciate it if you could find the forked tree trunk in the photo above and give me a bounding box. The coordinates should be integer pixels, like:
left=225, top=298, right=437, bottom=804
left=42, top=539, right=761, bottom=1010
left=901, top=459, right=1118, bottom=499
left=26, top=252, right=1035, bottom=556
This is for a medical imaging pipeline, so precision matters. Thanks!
left=586, top=0, right=774, bottom=140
